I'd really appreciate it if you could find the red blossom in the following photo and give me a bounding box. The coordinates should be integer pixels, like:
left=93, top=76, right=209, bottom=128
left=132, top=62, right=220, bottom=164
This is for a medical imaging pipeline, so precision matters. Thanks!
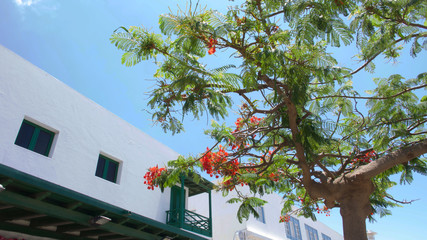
left=143, top=165, right=166, bottom=190
left=208, top=38, right=217, bottom=48
left=235, top=117, right=244, bottom=130
left=232, top=116, right=263, bottom=133
left=269, top=172, right=280, bottom=182
left=351, top=150, right=377, bottom=165
left=207, top=38, right=218, bottom=55
left=280, top=215, right=290, bottom=223
left=200, top=145, right=239, bottom=177
left=208, top=47, right=216, bottom=55
left=271, top=25, right=279, bottom=33
left=249, top=115, right=262, bottom=124
left=316, top=206, right=331, bottom=216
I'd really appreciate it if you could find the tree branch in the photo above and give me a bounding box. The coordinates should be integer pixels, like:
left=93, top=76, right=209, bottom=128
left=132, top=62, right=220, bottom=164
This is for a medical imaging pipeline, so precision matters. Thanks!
left=347, top=34, right=423, bottom=77
left=312, top=84, right=427, bottom=101
left=385, top=195, right=419, bottom=205
left=313, top=156, right=336, bottom=179
left=348, top=139, right=427, bottom=180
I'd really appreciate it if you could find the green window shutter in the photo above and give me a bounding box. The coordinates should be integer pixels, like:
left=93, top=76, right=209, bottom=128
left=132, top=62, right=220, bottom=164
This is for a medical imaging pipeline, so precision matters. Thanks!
left=95, top=156, right=106, bottom=178
left=28, top=127, right=40, bottom=150
left=15, top=121, right=35, bottom=149
left=15, top=120, right=55, bottom=157
left=34, top=128, right=54, bottom=156
left=96, top=155, right=119, bottom=183
left=104, top=159, right=118, bottom=182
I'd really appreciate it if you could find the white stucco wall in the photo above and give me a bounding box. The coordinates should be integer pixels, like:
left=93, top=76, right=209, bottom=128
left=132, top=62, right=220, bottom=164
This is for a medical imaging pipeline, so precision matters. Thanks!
left=211, top=190, right=247, bottom=240
left=0, top=45, right=176, bottom=223
left=189, top=186, right=343, bottom=240
left=295, top=210, right=343, bottom=240
left=246, top=193, right=343, bottom=240
left=246, top=192, right=286, bottom=240
left=187, top=188, right=247, bottom=239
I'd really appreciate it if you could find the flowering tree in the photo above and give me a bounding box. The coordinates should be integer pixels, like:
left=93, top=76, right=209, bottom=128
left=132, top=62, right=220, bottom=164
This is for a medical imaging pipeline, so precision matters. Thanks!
left=111, top=1, right=427, bottom=239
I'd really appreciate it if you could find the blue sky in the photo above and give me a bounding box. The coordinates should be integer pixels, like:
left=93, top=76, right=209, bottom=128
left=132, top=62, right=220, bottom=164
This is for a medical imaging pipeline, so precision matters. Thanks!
left=1, top=1, right=426, bottom=239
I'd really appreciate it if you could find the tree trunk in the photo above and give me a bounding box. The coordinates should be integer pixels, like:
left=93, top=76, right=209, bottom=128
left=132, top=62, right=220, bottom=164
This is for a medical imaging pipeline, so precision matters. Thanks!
left=338, top=180, right=374, bottom=240
left=340, top=200, right=369, bottom=240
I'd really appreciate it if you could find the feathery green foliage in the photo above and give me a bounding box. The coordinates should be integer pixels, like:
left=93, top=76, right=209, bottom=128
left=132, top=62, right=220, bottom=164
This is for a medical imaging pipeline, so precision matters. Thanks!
left=112, top=1, right=426, bottom=239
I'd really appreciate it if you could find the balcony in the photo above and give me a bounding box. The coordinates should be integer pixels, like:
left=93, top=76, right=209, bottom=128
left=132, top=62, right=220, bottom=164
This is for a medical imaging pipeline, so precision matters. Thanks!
left=166, top=174, right=213, bottom=237
left=166, top=208, right=211, bottom=236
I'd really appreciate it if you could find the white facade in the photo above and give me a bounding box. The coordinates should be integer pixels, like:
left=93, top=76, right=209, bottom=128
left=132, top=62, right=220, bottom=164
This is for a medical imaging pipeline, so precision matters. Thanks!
left=189, top=189, right=343, bottom=240
left=0, top=45, right=176, bottom=224
left=0, top=45, right=343, bottom=240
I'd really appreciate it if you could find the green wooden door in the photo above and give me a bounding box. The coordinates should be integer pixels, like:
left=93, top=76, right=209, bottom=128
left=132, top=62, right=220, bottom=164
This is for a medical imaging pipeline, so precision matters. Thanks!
left=170, top=186, right=185, bottom=224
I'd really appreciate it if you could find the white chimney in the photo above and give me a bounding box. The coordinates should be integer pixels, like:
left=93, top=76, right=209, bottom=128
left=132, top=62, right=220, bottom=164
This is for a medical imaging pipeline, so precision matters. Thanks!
left=367, top=230, right=377, bottom=240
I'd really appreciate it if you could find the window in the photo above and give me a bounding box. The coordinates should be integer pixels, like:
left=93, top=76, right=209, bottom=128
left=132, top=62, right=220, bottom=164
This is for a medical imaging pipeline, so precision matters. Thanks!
left=15, top=119, right=55, bottom=157
left=95, top=155, right=119, bottom=183
left=255, top=206, right=265, bottom=223
left=285, top=216, right=302, bottom=240
left=321, top=233, right=331, bottom=240
left=305, top=224, right=319, bottom=240
left=236, top=230, right=246, bottom=240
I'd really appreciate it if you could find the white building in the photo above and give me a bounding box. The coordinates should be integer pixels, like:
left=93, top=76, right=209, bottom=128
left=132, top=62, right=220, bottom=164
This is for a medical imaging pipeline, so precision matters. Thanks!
left=0, top=45, right=344, bottom=240
left=188, top=187, right=344, bottom=240
left=0, top=45, right=213, bottom=240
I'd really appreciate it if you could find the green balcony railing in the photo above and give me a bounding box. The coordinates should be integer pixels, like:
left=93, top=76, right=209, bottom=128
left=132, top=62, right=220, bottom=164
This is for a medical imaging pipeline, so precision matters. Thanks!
left=166, top=209, right=212, bottom=236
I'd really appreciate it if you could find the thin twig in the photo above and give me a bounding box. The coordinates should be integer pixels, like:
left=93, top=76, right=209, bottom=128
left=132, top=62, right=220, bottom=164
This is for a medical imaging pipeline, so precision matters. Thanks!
left=385, top=196, right=419, bottom=205
left=312, top=84, right=427, bottom=101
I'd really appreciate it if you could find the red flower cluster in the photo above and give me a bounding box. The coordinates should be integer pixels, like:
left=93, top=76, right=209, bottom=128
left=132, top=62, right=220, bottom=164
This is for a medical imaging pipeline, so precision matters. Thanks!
left=233, top=116, right=263, bottom=133
left=236, top=16, right=246, bottom=26
left=207, top=38, right=217, bottom=55
left=200, top=145, right=239, bottom=177
left=231, top=143, right=239, bottom=150
left=234, top=117, right=244, bottom=131
left=269, top=172, right=280, bottom=182
left=143, top=165, right=166, bottom=190
left=351, top=150, right=377, bottom=165
left=271, top=25, right=279, bottom=33
left=222, top=158, right=239, bottom=176
left=316, top=206, right=330, bottom=216
left=280, top=215, right=291, bottom=223
left=221, top=177, right=238, bottom=191
left=250, top=116, right=262, bottom=124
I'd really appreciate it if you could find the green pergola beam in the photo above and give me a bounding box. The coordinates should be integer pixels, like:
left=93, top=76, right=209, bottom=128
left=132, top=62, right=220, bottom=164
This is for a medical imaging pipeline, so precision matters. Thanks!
left=98, top=234, right=134, bottom=240
left=0, top=164, right=209, bottom=240
left=0, top=191, right=92, bottom=223
left=56, top=224, right=94, bottom=233
left=79, top=229, right=110, bottom=237
left=0, top=209, right=38, bottom=221
left=0, top=222, right=93, bottom=240
left=0, top=191, right=162, bottom=240
left=30, top=218, right=74, bottom=227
